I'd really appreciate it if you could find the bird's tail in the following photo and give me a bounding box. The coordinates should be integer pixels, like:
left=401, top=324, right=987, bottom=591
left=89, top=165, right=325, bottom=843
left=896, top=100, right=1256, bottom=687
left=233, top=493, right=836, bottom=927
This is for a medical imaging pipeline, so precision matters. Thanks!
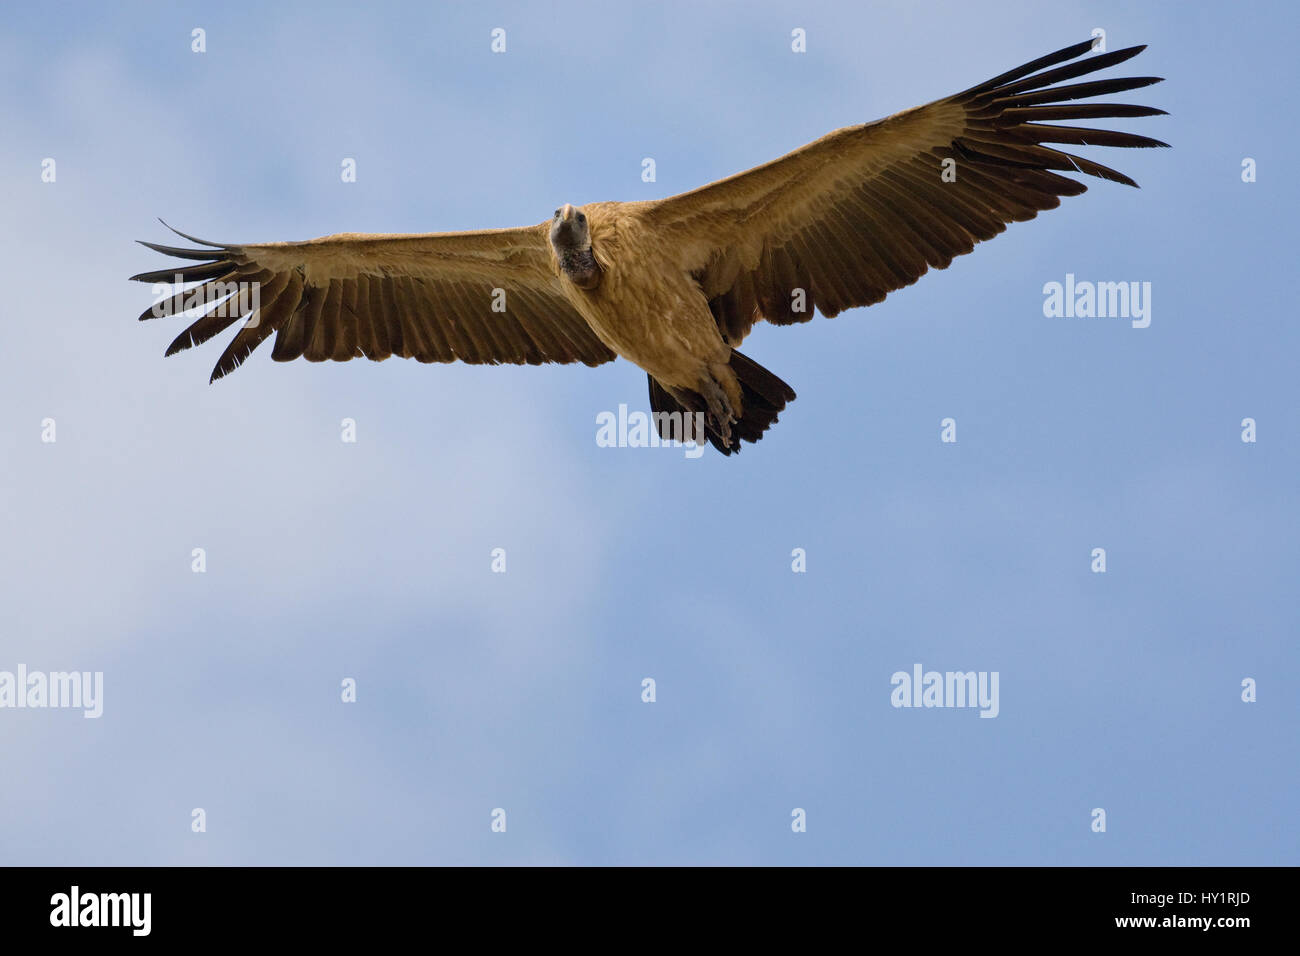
left=648, top=349, right=796, bottom=456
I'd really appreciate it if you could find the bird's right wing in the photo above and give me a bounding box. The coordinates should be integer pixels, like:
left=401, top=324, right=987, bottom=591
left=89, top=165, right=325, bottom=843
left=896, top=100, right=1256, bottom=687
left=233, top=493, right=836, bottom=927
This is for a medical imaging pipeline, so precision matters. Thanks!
left=132, top=223, right=616, bottom=382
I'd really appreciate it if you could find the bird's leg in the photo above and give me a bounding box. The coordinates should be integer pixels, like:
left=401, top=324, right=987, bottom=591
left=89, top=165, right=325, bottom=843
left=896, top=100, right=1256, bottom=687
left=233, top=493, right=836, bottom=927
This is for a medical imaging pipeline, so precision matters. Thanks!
left=698, top=373, right=738, bottom=448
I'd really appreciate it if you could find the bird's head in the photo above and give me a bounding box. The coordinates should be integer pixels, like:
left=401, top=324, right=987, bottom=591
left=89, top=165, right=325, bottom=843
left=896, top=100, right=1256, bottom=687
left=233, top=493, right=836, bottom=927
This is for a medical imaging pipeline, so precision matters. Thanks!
left=549, top=203, right=590, bottom=254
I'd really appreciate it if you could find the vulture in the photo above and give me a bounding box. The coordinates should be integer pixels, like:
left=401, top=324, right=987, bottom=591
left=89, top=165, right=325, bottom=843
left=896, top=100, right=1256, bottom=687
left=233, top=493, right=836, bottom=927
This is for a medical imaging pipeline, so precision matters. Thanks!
left=133, top=39, right=1166, bottom=455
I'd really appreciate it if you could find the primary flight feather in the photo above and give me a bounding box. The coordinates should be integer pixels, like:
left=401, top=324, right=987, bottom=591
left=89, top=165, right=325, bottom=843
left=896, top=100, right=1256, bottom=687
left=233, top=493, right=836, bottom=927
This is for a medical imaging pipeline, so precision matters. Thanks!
left=133, top=39, right=1166, bottom=455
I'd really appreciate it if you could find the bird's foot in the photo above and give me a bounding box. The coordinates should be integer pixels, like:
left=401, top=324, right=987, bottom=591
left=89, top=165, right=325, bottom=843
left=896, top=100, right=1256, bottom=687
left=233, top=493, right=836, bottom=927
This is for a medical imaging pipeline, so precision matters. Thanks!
left=700, top=376, right=738, bottom=448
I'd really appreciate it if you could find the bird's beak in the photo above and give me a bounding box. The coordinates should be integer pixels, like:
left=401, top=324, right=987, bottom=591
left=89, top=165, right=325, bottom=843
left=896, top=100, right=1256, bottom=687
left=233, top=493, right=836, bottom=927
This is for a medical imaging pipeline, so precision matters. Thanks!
left=560, top=203, right=577, bottom=222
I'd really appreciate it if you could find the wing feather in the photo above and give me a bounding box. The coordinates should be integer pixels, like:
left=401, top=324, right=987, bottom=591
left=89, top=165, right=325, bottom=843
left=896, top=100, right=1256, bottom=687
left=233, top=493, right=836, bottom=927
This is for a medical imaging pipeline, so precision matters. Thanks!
left=297, top=280, right=331, bottom=363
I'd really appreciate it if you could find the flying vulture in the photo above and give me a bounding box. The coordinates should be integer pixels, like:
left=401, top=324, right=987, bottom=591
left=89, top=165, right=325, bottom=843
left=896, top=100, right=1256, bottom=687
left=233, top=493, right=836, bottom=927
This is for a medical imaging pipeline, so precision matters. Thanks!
left=133, top=39, right=1166, bottom=455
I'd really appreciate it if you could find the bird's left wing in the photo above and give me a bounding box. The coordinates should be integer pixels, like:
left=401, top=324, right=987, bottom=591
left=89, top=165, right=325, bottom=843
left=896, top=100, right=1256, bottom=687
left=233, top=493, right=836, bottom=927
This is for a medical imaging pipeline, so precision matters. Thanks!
left=640, top=39, right=1168, bottom=346
left=132, top=224, right=615, bottom=382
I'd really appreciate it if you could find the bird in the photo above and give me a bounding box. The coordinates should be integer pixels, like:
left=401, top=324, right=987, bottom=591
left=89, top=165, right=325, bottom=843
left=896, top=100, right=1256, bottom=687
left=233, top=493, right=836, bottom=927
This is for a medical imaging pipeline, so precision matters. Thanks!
left=132, top=38, right=1166, bottom=455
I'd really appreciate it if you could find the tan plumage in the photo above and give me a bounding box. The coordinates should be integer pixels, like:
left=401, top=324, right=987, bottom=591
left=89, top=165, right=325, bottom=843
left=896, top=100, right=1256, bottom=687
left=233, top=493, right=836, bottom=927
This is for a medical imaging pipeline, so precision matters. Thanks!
left=133, top=39, right=1166, bottom=455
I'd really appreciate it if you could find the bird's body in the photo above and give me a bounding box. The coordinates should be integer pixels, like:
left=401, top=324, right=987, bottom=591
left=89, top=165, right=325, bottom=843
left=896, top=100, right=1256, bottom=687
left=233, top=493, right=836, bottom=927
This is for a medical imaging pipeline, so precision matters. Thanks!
left=133, top=39, right=1167, bottom=455
left=556, top=202, right=741, bottom=422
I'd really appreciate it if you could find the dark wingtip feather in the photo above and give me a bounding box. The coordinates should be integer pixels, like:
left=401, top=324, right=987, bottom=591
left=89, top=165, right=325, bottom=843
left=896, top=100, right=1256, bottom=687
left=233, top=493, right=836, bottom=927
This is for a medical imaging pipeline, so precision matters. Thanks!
left=138, top=300, right=178, bottom=323
left=993, top=104, right=1168, bottom=123
left=961, top=38, right=1097, bottom=96
left=136, top=239, right=228, bottom=260
left=129, top=268, right=176, bottom=283
left=209, top=355, right=244, bottom=384
left=1020, top=125, right=1171, bottom=149
left=158, top=219, right=229, bottom=249
left=164, top=333, right=194, bottom=358
left=129, top=260, right=235, bottom=284
left=991, top=75, right=1164, bottom=110
left=209, top=357, right=233, bottom=383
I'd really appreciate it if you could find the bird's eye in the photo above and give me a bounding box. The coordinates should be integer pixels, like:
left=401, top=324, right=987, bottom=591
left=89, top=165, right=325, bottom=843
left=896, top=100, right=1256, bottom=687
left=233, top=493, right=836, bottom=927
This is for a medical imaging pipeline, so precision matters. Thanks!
left=554, top=209, right=561, bottom=218
left=577, top=213, right=586, bottom=223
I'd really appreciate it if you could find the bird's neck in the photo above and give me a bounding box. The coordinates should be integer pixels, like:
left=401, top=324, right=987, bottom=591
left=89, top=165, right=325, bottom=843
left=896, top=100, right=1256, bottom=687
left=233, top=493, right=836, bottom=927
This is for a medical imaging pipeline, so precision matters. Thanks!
left=559, top=247, right=602, bottom=291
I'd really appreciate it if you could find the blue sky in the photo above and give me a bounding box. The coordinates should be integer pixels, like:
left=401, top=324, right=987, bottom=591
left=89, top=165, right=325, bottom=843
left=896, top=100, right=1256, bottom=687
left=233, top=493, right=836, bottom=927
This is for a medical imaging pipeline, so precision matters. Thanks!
left=1, top=0, right=1296, bottom=865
